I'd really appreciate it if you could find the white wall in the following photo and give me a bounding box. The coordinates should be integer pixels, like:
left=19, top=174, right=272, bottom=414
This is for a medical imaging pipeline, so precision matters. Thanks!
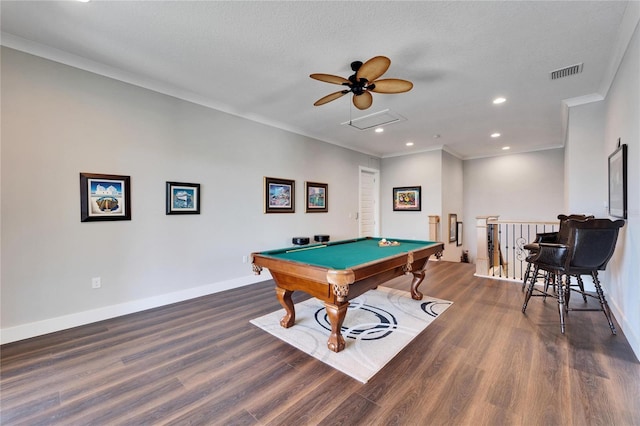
left=380, top=150, right=442, bottom=240
left=440, top=150, right=464, bottom=261
left=462, top=149, right=565, bottom=261
left=565, top=101, right=607, bottom=216
left=379, top=150, right=463, bottom=262
left=602, top=17, right=639, bottom=358
left=563, top=10, right=639, bottom=358
left=0, top=47, right=379, bottom=342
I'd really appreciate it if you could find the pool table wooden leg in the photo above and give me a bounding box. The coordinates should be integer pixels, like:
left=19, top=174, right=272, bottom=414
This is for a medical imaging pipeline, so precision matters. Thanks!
left=410, top=269, right=426, bottom=300
left=275, top=286, right=295, bottom=328
left=324, top=302, right=348, bottom=352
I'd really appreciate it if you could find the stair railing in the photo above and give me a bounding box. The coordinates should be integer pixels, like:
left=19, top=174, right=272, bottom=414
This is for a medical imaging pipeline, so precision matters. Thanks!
left=476, top=216, right=559, bottom=281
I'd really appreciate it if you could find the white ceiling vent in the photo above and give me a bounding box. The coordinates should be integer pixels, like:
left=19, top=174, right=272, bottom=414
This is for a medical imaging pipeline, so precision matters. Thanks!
left=550, top=63, right=583, bottom=80
left=342, top=109, right=407, bottom=130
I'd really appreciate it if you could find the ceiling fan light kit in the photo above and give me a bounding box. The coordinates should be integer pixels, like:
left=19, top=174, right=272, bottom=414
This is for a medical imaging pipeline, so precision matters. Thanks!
left=310, top=56, right=413, bottom=110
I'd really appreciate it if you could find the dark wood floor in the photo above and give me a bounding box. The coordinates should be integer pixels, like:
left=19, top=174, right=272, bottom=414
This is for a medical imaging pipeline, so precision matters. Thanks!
left=2, top=261, right=639, bottom=425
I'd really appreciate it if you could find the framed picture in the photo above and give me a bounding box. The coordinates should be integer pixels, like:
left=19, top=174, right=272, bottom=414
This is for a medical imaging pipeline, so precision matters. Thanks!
left=264, top=177, right=295, bottom=213
left=166, top=182, right=200, bottom=215
left=80, top=172, right=131, bottom=222
left=449, top=214, right=457, bottom=242
left=456, top=221, right=463, bottom=246
left=306, top=181, right=328, bottom=213
left=608, top=143, right=627, bottom=219
left=393, top=186, right=421, bottom=211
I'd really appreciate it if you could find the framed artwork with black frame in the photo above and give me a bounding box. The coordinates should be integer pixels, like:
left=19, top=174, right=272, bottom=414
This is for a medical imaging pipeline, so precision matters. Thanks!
left=264, top=176, right=295, bottom=213
left=166, top=181, right=200, bottom=215
left=448, top=214, right=457, bottom=242
left=608, top=143, right=627, bottom=219
left=305, top=181, right=328, bottom=213
left=392, top=186, right=421, bottom=211
left=80, top=172, right=131, bottom=222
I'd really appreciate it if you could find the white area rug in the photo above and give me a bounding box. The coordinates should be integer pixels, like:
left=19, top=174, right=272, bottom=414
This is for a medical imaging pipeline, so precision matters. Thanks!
left=250, top=286, right=452, bottom=383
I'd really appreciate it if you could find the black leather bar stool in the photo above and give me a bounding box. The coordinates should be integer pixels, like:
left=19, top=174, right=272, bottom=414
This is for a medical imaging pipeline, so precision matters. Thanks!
left=522, top=218, right=624, bottom=334
left=522, top=214, right=593, bottom=300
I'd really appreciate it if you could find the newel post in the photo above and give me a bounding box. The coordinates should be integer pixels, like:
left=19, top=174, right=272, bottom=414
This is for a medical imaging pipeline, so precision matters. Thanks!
left=428, top=215, right=440, bottom=242
left=476, top=215, right=499, bottom=276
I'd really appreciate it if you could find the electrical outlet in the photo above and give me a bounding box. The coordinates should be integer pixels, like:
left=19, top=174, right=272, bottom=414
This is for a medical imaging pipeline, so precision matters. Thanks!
left=242, top=255, right=248, bottom=264
left=92, top=277, right=101, bottom=289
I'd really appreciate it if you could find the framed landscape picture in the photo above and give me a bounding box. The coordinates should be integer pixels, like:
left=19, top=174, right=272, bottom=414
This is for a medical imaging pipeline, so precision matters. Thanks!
left=80, top=172, right=131, bottom=222
left=608, top=143, right=627, bottom=219
left=166, top=181, right=200, bottom=215
left=393, top=186, right=421, bottom=211
left=264, top=176, right=295, bottom=213
left=306, top=181, right=328, bottom=213
left=449, top=214, right=457, bottom=242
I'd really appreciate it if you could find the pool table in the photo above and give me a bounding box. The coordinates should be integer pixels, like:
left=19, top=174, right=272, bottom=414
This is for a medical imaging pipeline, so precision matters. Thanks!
left=252, top=237, right=444, bottom=352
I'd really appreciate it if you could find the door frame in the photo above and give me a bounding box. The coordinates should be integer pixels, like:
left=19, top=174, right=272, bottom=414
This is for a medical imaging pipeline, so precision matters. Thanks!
left=358, top=166, right=380, bottom=237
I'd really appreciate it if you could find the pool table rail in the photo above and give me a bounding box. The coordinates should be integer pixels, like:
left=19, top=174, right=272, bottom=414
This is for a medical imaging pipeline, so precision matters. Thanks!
left=252, top=242, right=443, bottom=301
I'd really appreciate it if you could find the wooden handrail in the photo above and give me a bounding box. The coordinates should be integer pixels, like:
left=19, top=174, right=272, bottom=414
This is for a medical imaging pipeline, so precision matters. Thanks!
left=487, top=219, right=559, bottom=225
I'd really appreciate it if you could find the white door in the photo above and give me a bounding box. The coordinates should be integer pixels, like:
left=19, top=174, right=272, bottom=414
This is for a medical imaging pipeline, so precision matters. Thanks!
left=359, top=167, right=380, bottom=237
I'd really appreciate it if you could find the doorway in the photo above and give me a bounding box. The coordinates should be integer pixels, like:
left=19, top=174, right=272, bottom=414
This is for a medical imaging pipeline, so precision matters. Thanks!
left=359, top=167, right=380, bottom=237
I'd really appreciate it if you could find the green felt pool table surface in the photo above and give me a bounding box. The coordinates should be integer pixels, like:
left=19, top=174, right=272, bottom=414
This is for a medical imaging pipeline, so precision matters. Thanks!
left=258, top=237, right=438, bottom=270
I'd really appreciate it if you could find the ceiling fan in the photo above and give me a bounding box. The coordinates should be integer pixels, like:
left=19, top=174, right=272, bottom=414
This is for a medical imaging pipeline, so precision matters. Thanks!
left=310, top=56, right=413, bottom=110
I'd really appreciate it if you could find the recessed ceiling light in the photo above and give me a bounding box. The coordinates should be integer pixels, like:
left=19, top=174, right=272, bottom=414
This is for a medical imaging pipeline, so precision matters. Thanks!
left=375, top=127, right=384, bottom=133
left=491, top=133, right=501, bottom=138
left=493, top=97, right=506, bottom=104
left=406, top=142, right=414, bottom=147
left=502, top=146, right=510, bottom=150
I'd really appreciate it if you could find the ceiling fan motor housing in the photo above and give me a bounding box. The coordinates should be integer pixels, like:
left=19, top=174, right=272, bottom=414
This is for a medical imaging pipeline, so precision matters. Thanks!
left=347, top=75, right=368, bottom=95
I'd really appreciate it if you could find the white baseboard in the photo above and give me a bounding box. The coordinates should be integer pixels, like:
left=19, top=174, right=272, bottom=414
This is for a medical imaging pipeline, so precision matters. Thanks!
left=608, top=298, right=640, bottom=362
left=0, top=272, right=273, bottom=345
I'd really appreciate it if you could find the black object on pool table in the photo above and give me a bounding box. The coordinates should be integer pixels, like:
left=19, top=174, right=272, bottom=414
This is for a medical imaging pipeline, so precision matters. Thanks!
left=314, top=234, right=330, bottom=243
left=292, top=237, right=310, bottom=245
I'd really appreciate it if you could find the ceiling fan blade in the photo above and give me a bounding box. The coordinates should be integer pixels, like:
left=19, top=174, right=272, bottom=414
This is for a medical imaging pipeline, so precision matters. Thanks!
left=314, top=90, right=348, bottom=106
left=356, top=56, right=391, bottom=82
left=310, top=73, right=350, bottom=85
left=353, top=91, right=373, bottom=110
left=370, top=79, right=414, bottom=93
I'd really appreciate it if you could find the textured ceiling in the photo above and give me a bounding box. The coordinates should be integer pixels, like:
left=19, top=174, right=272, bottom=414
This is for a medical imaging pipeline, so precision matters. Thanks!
left=0, top=1, right=632, bottom=159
